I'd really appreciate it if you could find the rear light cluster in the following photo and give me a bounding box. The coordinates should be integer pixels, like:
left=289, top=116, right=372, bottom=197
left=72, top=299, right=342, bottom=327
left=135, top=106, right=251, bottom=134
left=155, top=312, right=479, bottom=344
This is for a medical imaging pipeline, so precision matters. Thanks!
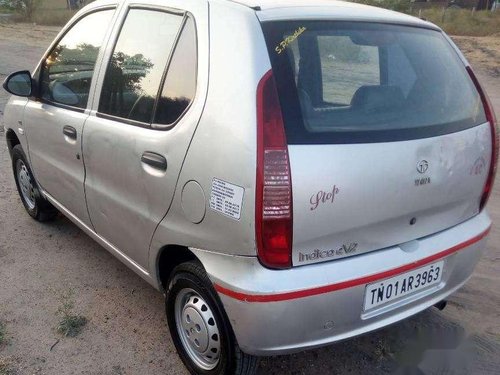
left=256, top=70, right=293, bottom=269
left=467, top=66, right=499, bottom=211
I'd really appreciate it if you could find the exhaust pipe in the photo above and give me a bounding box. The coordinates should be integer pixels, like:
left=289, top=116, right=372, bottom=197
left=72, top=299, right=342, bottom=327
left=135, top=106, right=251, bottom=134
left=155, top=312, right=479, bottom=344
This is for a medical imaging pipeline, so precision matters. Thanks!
left=434, top=300, right=447, bottom=311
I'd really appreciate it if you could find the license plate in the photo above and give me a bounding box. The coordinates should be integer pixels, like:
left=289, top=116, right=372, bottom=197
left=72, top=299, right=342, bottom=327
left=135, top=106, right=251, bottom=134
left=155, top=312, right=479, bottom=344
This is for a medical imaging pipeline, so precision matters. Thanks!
left=363, top=261, right=444, bottom=311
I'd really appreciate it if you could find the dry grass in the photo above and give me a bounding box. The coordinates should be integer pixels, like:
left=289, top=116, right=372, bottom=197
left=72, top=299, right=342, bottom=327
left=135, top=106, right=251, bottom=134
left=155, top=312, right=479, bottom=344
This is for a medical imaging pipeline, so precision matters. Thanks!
left=420, top=8, right=500, bottom=36
left=351, top=1, right=500, bottom=36
left=40, top=0, right=72, bottom=10
left=32, top=8, right=75, bottom=25
left=2, top=0, right=77, bottom=25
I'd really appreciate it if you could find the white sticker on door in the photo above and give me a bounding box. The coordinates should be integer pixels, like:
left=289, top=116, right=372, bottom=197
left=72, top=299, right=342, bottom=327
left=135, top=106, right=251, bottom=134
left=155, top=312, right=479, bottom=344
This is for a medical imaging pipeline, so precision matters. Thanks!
left=209, top=178, right=244, bottom=220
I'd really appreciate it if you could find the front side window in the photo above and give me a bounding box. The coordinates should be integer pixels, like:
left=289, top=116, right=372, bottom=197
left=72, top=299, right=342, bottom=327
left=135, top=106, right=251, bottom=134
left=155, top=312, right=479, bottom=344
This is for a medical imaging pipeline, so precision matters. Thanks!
left=98, top=9, right=183, bottom=124
left=40, top=9, right=114, bottom=109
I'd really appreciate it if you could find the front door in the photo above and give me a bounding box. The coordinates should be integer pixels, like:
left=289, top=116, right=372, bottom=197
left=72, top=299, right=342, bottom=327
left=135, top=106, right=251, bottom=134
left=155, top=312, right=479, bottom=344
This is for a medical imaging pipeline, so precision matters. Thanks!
left=25, top=8, right=116, bottom=226
left=83, top=6, right=203, bottom=268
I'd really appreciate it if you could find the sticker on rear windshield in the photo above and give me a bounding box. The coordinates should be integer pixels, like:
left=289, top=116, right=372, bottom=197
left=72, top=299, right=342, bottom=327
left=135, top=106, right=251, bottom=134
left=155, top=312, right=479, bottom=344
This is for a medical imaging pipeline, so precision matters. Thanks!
left=209, top=178, right=245, bottom=220
left=275, top=26, right=307, bottom=55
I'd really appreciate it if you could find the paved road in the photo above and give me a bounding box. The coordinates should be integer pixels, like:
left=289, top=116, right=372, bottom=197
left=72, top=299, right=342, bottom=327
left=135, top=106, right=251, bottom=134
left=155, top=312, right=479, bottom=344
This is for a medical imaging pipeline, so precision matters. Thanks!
left=0, top=29, right=499, bottom=375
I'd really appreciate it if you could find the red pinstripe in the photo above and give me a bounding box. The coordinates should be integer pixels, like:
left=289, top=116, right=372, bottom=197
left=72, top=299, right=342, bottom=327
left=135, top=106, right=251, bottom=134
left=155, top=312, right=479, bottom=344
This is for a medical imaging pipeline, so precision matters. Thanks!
left=214, top=226, right=491, bottom=303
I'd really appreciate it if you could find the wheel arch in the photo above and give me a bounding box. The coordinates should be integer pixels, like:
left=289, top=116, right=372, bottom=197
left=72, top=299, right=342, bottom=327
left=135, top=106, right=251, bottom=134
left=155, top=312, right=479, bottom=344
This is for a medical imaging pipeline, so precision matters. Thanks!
left=6, top=128, right=21, bottom=157
left=156, top=244, right=199, bottom=293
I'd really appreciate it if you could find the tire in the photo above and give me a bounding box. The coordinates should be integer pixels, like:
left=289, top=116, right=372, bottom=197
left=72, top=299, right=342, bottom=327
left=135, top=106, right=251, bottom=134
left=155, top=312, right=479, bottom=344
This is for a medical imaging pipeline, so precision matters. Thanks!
left=11, top=145, right=58, bottom=221
left=166, top=261, right=258, bottom=375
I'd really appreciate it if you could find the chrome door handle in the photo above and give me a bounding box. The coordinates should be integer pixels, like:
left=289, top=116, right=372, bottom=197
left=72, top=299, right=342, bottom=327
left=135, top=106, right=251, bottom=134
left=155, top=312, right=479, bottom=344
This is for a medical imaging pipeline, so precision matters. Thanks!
left=63, top=125, right=77, bottom=140
left=141, top=151, right=167, bottom=171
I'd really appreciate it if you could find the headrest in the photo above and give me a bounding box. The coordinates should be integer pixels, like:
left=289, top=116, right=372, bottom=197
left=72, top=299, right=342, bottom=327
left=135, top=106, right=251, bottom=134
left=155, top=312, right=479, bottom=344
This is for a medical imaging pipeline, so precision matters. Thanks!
left=351, top=85, right=404, bottom=112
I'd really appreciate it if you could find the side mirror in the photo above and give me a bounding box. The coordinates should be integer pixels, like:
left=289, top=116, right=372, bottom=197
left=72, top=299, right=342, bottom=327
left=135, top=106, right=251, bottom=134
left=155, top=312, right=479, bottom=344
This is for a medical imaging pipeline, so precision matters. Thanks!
left=2, top=70, right=33, bottom=97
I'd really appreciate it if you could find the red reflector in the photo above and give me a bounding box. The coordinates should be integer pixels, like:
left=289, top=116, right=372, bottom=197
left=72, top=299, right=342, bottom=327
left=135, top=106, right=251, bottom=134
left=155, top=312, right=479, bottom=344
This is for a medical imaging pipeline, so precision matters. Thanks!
left=256, top=70, right=292, bottom=269
left=467, top=66, right=498, bottom=211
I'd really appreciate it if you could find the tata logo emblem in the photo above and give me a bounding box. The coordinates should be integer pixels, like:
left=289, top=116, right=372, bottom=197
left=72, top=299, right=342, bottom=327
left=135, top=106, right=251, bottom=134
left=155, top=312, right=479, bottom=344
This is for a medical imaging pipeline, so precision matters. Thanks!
left=416, top=160, right=429, bottom=174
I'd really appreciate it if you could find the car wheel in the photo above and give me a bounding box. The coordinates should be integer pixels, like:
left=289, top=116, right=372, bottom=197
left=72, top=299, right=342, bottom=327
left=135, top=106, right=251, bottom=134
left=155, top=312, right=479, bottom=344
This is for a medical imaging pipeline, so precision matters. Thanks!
left=12, top=145, right=58, bottom=221
left=166, top=261, right=258, bottom=375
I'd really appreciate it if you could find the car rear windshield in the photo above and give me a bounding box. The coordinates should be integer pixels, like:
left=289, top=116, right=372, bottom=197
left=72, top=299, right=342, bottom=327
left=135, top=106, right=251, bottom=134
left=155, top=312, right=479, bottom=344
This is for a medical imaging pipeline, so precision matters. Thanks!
left=261, top=21, right=486, bottom=144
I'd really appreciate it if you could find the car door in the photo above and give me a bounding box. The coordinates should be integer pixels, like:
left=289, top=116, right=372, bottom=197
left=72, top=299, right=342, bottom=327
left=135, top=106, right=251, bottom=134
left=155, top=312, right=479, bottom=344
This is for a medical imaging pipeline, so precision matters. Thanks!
left=83, top=2, right=207, bottom=268
left=24, top=7, right=117, bottom=227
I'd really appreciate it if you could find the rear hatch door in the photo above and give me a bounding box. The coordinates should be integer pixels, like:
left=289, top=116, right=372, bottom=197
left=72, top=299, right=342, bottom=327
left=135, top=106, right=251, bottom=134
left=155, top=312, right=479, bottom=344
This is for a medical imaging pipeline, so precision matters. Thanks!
left=262, top=20, right=491, bottom=266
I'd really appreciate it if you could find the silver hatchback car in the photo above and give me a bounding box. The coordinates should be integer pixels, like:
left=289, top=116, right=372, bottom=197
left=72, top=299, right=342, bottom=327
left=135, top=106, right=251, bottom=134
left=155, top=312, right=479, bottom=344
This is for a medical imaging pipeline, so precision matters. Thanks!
left=2, top=0, right=498, bottom=374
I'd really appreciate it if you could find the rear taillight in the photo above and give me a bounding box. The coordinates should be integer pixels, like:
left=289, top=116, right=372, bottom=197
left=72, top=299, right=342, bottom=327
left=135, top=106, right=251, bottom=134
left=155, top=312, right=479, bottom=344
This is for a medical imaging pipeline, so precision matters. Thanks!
left=467, top=66, right=499, bottom=211
left=256, top=70, right=293, bottom=269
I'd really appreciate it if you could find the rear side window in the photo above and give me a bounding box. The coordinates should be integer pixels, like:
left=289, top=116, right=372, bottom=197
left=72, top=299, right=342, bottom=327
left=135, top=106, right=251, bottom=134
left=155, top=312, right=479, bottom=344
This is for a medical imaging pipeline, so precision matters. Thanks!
left=40, top=9, right=114, bottom=109
left=98, top=9, right=183, bottom=124
left=154, top=16, right=197, bottom=126
left=262, top=22, right=486, bottom=144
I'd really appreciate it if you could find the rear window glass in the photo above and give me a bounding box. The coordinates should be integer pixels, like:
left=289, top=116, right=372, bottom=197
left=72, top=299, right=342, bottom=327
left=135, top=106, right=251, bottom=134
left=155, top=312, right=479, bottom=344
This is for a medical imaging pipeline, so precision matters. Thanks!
left=154, top=16, right=197, bottom=126
left=262, top=22, right=486, bottom=144
left=319, top=36, right=380, bottom=105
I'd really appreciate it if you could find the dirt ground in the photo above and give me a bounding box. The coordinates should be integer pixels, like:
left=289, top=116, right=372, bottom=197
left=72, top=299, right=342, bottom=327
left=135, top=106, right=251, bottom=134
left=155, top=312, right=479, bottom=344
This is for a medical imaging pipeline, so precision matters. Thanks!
left=0, top=23, right=499, bottom=375
left=453, top=35, right=500, bottom=79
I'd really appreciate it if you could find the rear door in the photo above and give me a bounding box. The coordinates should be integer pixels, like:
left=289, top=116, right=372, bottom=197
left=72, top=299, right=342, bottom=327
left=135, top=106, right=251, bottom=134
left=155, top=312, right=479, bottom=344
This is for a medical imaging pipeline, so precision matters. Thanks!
left=25, top=8, right=116, bottom=227
left=262, top=21, right=491, bottom=266
left=83, top=3, right=204, bottom=268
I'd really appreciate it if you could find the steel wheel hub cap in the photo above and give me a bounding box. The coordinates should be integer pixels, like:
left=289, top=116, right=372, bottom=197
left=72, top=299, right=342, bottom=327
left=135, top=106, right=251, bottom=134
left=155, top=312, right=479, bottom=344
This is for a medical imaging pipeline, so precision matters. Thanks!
left=17, top=160, right=36, bottom=210
left=175, top=288, right=221, bottom=370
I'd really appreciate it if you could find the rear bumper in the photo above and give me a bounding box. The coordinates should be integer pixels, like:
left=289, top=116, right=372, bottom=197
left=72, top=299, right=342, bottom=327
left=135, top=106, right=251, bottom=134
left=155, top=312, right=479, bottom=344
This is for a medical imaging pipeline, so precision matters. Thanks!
left=192, top=211, right=491, bottom=356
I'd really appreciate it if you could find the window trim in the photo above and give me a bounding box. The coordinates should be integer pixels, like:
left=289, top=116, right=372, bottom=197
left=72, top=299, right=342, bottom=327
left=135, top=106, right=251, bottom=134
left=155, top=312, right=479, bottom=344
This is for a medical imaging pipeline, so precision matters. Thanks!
left=34, top=6, right=117, bottom=113
left=128, top=3, right=185, bottom=16
left=95, top=5, right=198, bottom=130
left=96, top=111, right=154, bottom=129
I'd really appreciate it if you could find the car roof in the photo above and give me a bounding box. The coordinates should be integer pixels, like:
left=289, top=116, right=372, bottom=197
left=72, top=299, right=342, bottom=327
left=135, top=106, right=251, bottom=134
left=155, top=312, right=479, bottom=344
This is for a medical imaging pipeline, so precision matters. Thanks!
left=86, top=0, right=437, bottom=30
left=231, top=0, right=350, bottom=9
left=228, top=0, right=436, bottom=29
